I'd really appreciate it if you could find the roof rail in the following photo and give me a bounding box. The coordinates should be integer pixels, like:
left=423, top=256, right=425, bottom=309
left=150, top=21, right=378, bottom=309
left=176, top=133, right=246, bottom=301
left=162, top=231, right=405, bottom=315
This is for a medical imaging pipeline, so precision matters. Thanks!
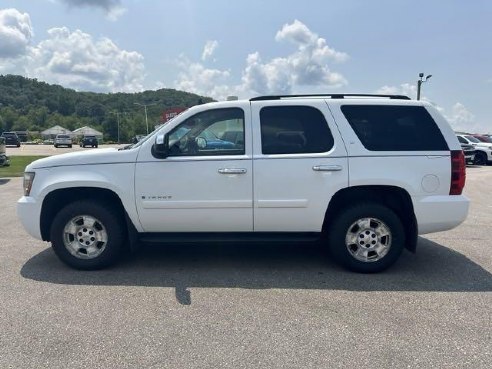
left=250, top=94, right=411, bottom=101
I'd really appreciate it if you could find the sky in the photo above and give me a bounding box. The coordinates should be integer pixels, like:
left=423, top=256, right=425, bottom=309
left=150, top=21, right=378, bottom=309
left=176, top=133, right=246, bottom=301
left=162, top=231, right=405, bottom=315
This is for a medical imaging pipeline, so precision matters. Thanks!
left=0, top=0, right=490, bottom=133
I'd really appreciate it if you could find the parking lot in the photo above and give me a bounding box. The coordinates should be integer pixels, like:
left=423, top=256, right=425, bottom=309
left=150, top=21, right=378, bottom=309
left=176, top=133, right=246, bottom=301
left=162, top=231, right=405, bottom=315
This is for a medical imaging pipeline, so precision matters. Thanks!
left=4, top=143, right=125, bottom=156
left=0, top=160, right=491, bottom=368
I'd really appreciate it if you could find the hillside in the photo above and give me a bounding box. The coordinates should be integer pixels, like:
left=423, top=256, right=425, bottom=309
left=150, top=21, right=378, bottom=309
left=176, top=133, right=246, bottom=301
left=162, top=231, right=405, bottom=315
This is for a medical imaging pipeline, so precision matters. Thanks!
left=0, top=75, right=214, bottom=142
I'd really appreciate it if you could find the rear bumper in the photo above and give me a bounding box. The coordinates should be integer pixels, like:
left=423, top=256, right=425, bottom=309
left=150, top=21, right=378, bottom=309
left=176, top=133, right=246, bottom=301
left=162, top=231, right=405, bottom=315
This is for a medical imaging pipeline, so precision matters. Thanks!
left=413, top=195, right=469, bottom=234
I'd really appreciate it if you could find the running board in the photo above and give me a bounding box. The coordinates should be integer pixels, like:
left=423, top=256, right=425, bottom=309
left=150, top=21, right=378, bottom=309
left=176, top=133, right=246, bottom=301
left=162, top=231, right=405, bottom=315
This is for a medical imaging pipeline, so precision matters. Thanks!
left=138, top=232, right=322, bottom=244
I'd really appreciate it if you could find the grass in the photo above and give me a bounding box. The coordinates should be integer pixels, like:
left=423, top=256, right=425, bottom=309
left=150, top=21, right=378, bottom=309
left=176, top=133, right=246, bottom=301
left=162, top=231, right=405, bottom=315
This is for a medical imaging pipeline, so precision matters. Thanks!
left=0, top=156, right=46, bottom=178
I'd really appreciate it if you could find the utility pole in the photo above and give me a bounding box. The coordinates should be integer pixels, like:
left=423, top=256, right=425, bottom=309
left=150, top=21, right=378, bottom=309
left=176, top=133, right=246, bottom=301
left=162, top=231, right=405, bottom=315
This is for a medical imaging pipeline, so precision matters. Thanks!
left=134, top=102, right=157, bottom=134
left=110, top=111, right=127, bottom=144
left=417, top=72, right=432, bottom=100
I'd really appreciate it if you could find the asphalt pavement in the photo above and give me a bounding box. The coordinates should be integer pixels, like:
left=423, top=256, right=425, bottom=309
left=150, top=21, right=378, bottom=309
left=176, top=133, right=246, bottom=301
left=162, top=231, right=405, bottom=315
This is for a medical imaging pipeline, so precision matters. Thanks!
left=0, top=166, right=490, bottom=368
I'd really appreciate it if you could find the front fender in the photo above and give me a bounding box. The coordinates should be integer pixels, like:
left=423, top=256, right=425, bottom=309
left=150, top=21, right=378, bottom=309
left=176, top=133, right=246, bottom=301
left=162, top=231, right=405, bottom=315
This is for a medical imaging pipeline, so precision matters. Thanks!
left=31, top=163, right=143, bottom=232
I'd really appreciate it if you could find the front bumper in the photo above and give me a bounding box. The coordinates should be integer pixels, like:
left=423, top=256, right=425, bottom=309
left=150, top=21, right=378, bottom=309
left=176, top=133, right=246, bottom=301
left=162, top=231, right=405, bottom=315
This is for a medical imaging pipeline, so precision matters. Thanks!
left=464, top=152, right=475, bottom=163
left=0, top=154, right=9, bottom=166
left=17, top=196, right=43, bottom=240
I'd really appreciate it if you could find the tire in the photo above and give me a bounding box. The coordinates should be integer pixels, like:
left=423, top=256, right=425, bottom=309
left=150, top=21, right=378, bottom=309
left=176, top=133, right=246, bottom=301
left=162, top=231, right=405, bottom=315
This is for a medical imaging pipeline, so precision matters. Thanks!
left=54, top=144, right=58, bottom=148
left=474, top=152, right=487, bottom=166
left=50, top=200, right=125, bottom=270
left=16, top=143, right=20, bottom=148
left=326, top=203, right=405, bottom=273
left=69, top=144, right=72, bottom=148
left=95, top=145, right=98, bottom=148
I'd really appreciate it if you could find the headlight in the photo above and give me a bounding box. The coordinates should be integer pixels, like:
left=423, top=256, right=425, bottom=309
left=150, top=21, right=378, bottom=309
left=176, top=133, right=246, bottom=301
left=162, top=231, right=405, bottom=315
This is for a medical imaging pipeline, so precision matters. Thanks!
left=23, top=172, right=35, bottom=196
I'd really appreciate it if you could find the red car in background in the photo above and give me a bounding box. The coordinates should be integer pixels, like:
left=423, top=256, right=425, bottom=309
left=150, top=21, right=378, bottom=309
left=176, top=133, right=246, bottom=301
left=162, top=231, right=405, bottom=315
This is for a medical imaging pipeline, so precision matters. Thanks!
left=472, top=134, right=492, bottom=143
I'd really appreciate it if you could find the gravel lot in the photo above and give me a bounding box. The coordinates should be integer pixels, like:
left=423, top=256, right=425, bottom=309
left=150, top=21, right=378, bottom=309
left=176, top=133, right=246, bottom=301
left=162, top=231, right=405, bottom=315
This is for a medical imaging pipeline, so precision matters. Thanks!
left=0, top=163, right=490, bottom=368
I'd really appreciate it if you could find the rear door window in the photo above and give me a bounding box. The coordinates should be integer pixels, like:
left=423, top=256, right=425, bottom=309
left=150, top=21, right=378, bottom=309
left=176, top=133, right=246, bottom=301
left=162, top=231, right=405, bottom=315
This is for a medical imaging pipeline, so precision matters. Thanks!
left=341, top=105, right=449, bottom=151
left=259, top=106, right=334, bottom=154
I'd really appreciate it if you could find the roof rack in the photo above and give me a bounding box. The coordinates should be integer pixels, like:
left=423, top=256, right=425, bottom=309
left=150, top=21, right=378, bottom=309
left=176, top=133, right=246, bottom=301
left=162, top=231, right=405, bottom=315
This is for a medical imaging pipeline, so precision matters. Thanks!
left=250, top=94, right=411, bottom=101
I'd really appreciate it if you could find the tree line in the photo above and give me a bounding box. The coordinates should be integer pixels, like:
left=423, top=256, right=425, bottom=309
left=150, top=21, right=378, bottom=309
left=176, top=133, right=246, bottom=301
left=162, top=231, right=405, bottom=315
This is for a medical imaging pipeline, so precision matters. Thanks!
left=0, top=75, right=214, bottom=142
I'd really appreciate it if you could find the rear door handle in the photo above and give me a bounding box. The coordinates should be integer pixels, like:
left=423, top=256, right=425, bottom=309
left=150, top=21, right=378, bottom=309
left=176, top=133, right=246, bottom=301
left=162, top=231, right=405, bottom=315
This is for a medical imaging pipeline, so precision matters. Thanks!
left=312, top=165, right=343, bottom=172
left=218, top=168, right=247, bottom=174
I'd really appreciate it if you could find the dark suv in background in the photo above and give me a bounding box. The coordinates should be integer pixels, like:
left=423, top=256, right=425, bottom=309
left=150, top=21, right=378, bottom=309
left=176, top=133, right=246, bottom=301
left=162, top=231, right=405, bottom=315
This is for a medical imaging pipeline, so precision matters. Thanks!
left=80, top=135, right=98, bottom=148
left=1, top=132, right=21, bottom=147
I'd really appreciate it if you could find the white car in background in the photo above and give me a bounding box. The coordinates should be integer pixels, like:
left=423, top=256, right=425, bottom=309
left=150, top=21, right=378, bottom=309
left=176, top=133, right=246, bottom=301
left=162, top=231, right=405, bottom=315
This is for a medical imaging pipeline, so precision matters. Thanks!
left=456, top=134, right=492, bottom=165
left=54, top=134, right=72, bottom=148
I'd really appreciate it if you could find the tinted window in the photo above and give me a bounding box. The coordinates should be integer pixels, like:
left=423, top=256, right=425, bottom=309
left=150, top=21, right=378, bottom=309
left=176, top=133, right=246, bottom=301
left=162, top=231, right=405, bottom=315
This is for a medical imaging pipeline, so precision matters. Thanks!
left=457, top=136, right=467, bottom=144
left=168, top=108, right=245, bottom=156
left=260, top=106, right=334, bottom=154
left=464, top=135, right=480, bottom=143
left=341, top=105, right=449, bottom=151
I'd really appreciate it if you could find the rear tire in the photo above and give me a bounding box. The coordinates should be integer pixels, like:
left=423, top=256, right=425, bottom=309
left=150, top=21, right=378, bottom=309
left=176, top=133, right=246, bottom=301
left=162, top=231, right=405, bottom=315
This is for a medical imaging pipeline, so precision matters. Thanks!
left=50, top=200, right=125, bottom=270
left=326, top=203, right=405, bottom=273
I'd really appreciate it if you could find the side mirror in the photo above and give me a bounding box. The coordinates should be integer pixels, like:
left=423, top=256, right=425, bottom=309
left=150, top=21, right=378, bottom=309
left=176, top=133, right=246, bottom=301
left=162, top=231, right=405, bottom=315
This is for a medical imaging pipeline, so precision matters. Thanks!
left=152, top=133, right=169, bottom=158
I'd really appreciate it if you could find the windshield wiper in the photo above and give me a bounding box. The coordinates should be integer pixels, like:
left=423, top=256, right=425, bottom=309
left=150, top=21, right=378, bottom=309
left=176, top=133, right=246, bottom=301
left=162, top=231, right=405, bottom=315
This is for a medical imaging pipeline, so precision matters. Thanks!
left=118, top=144, right=133, bottom=151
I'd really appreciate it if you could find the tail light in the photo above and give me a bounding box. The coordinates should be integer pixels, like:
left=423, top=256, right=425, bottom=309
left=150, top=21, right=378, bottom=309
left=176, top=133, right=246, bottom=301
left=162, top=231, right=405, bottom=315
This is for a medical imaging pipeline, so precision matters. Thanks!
left=450, top=150, right=466, bottom=195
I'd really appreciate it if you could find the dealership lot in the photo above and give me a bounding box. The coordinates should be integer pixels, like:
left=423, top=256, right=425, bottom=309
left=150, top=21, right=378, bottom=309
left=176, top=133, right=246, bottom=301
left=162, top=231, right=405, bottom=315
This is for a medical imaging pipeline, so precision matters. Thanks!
left=0, top=164, right=490, bottom=368
left=5, top=143, right=125, bottom=156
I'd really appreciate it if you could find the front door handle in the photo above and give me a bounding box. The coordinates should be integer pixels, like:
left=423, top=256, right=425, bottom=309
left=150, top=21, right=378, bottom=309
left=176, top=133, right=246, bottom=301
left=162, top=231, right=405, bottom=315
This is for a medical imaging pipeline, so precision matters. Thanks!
left=312, top=165, right=343, bottom=172
left=218, top=168, right=247, bottom=174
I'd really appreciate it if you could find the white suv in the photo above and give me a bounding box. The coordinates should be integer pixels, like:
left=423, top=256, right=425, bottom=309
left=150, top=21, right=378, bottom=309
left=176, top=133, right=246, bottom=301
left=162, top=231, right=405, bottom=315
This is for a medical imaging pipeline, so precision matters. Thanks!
left=456, top=134, right=492, bottom=165
left=17, top=94, right=469, bottom=273
left=54, top=134, right=72, bottom=148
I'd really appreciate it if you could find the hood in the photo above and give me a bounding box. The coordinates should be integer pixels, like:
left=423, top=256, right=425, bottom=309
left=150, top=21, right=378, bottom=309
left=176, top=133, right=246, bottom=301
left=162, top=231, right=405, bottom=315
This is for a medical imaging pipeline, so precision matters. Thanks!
left=27, top=147, right=139, bottom=170
left=474, top=142, right=492, bottom=148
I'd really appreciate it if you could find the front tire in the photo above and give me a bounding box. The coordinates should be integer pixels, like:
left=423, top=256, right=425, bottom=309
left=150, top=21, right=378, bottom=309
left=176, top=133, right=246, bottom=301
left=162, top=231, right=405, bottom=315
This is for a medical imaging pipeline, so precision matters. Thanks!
left=326, top=203, right=405, bottom=273
left=474, top=152, right=487, bottom=166
left=50, top=200, right=125, bottom=270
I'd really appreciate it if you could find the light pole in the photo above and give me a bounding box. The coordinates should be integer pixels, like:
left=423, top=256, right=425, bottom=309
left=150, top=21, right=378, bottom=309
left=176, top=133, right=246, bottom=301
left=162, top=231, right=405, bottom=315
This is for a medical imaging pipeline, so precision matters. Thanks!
left=417, top=72, right=432, bottom=100
left=110, top=111, right=127, bottom=144
left=134, top=102, right=157, bottom=134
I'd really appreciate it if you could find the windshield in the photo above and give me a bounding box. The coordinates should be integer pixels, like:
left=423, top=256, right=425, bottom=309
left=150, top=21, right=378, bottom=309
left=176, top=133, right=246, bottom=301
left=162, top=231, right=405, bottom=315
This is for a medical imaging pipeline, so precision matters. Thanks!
left=475, top=136, right=492, bottom=143
left=464, top=135, right=480, bottom=143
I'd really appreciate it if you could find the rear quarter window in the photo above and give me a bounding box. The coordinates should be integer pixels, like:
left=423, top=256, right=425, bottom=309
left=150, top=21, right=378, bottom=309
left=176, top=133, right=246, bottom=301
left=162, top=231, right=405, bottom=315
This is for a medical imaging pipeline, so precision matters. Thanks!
left=341, top=105, right=449, bottom=151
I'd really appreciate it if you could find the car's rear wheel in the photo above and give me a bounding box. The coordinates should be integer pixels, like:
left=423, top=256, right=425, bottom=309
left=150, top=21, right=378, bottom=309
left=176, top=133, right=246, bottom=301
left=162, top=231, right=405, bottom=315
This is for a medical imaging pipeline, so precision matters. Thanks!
left=50, top=200, right=125, bottom=270
left=326, top=203, right=405, bottom=273
left=474, top=152, right=487, bottom=166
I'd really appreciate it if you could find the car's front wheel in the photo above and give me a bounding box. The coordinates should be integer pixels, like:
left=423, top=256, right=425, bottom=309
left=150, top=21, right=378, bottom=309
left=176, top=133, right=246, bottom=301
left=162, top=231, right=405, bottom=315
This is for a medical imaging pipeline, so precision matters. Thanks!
left=326, top=203, right=405, bottom=273
left=474, top=152, right=487, bottom=166
left=50, top=200, right=125, bottom=270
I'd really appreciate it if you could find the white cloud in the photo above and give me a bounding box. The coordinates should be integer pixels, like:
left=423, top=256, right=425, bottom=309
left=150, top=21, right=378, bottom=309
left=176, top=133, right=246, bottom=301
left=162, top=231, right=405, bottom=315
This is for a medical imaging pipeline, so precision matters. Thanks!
left=174, top=56, right=232, bottom=99
left=201, top=40, right=218, bottom=61
left=60, top=0, right=126, bottom=20
left=375, top=83, right=417, bottom=99
left=27, top=27, right=145, bottom=92
left=0, top=8, right=33, bottom=58
left=242, top=20, right=348, bottom=94
left=175, top=20, right=349, bottom=99
left=275, top=19, right=348, bottom=63
left=446, top=102, right=476, bottom=131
